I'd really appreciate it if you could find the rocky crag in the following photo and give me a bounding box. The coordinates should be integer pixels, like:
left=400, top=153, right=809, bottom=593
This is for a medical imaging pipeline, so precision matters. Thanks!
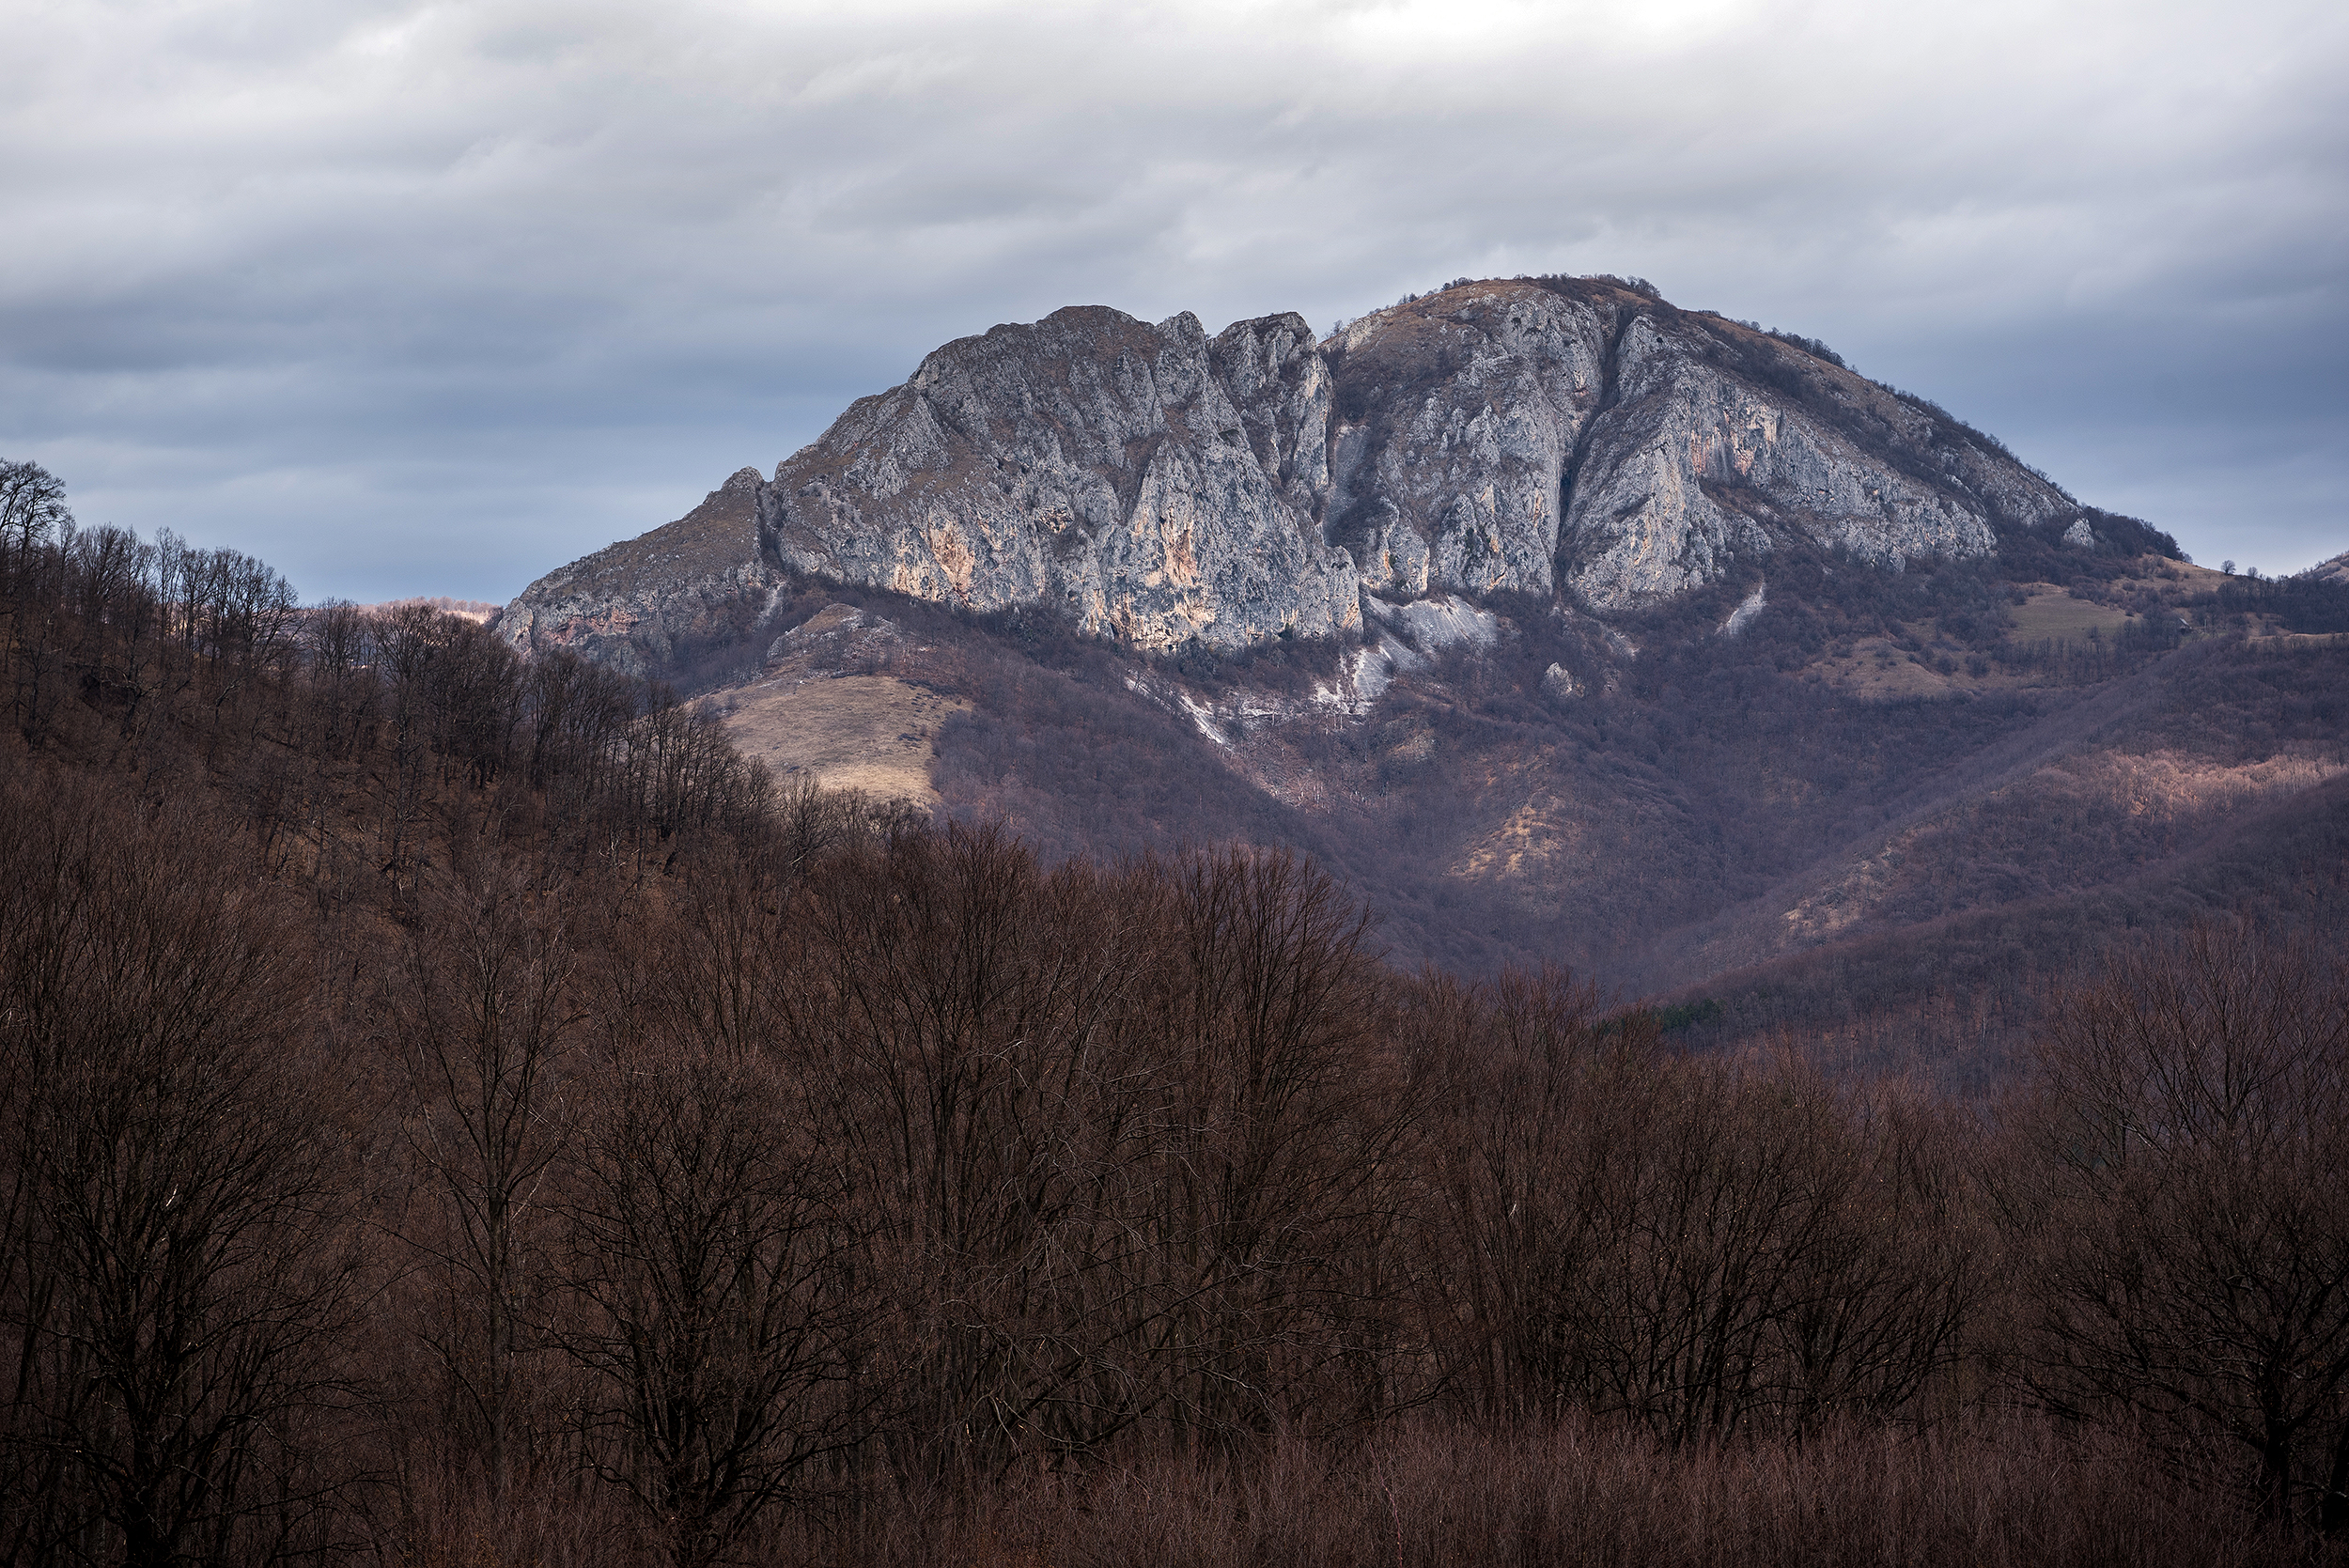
left=497, top=466, right=771, bottom=676
left=503, top=276, right=2095, bottom=660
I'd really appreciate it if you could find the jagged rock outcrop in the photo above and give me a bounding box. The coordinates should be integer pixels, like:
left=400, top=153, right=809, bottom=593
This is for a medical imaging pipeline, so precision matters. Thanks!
left=1328, top=280, right=2069, bottom=610
left=1561, top=307, right=2009, bottom=606
left=761, top=306, right=1361, bottom=651
left=502, top=277, right=2099, bottom=664
left=498, top=467, right=771, bottom=675
left=1324, top=287, right=1610, bottom=598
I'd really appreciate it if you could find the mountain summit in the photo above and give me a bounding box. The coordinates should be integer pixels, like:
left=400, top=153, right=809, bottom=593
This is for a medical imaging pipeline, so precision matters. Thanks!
left=499, top=277, right=2110, bottom=665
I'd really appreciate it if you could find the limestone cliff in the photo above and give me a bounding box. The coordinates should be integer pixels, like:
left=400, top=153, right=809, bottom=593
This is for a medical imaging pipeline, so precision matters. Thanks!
left=759, top=305, right=1361, bottom=650
left=1325, top=279, right=2069, bottom=610
left=502, top=277, right=2099, bottom=663
left=1323, top=285, right=1610, bottom=598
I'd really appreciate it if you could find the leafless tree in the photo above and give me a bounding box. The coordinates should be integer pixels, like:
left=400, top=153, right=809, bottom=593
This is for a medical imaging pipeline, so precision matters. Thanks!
left=387, top=863, right=583, bottom=1501
left=1422, top=986, right=1980, bottom=1442
left=781, top=825, right=1160, bottom=1473
left=0, top=769, right=367, bottom=1568
left=0, top=458, right=71, bottom=567
left=2011, top=922, right=2349, bottom=1534
left=554, top=1037, right=869, bottom=1568
left=1141, top=846, right=1411, bottom=1447
left=1411, top=967, right=1617, bottom=1424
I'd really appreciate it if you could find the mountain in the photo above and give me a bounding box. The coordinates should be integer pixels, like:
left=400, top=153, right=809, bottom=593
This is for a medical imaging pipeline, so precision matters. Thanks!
left=497, top=277, right=2349, bottom=1088
left=502, top=276, right=2104, bottom=660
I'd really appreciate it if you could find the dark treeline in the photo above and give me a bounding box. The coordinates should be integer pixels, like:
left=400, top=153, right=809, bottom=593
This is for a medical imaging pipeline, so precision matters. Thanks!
left=4, top=465, right=2349, bottom=1567
left=2196, top=571, right=2349, bottom=635
left=0, top=460, right=786, bottom=887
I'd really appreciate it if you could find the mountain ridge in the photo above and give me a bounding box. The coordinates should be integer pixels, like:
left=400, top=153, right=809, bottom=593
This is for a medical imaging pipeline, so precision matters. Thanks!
left=500, top=276, right=2144, bottom=665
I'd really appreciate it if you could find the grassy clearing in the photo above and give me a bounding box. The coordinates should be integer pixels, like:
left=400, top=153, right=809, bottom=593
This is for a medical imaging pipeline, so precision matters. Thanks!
left=2006, top=585, right=2140, bottom=644
left=712, top=674, right=968, bottom=803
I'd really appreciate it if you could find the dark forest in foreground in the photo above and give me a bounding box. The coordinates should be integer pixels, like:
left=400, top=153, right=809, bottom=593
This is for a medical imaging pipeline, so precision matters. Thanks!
left=3, top=464, right=2348, bottom=1566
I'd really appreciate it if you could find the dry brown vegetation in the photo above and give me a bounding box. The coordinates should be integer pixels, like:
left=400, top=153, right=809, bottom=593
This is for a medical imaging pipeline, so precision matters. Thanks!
left=4, top=464, right=2349, bottom=1566
left=646, top=514, right=2348, bottom=1044
left=709, top=675, right=968, bottom=804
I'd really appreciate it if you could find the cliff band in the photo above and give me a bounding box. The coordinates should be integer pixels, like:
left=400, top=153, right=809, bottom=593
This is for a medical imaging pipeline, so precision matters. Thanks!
left=502, top=277, right=2084, bottom=658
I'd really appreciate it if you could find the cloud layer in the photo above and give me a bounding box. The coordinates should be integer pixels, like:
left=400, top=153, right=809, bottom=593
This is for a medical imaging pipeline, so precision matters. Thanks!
left=4, top=0, right=2343, bottom=601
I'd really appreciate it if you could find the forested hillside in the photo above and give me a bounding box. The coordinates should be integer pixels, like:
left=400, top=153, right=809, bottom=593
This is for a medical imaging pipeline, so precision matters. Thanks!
left=669, top=536, right=2349, bottom=1095
left=5, top=461, right=2348, bottom=1566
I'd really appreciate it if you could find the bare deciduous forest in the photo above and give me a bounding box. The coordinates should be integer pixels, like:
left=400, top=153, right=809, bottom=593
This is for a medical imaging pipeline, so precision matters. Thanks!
left=4, top=461, right=2348, bottom=1565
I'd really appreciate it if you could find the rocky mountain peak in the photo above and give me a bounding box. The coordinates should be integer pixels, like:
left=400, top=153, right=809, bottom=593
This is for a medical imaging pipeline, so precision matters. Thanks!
left=502, top=276, right=2103, bottom=666
left=759, top=301, right=1361, bottom=651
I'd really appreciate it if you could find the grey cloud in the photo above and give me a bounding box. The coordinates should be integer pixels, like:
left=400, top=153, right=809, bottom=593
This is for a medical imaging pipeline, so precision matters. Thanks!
left=2, top=0, right=2343, bottom=603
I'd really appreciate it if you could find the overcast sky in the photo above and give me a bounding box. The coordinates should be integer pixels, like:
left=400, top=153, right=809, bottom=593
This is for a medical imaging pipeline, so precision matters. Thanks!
left=5, top=0, right=2344, bottom=603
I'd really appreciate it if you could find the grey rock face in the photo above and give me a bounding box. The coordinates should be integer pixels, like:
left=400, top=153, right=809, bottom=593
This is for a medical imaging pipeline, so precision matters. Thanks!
left=498, top=467, right=771, bottom=676
left=1719, top=582, right=1768, bottom=638
left=1330, top=280, right=2067, bottom=612
left=1325, top=287, right=1610, bottom=599
left=764, top=602, right=900, bottom=666
left=503, top=278, right=2099, bottom=667
left=1562, top=308, right=2007, bottom=607
left=759, top=305, right=1361, bottom=651
left=1366, top=592, right=1501, bottom=654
